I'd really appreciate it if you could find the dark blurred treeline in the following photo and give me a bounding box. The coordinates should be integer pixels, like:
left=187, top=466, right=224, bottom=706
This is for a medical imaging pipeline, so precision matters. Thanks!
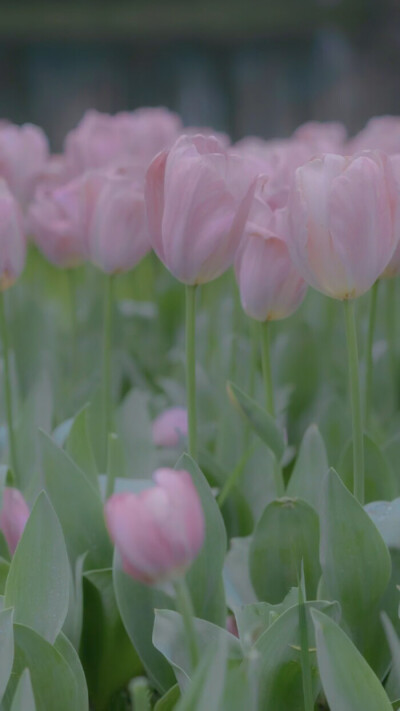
left=0, top=0, right=400, bottom=148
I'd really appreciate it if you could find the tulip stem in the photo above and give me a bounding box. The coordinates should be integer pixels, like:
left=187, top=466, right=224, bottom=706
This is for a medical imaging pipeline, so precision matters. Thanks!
left=365, top=280, right=379, bottom=429
left=174, top=576, right=199, bottom=671
left=0, top=292, right=18, bottom=483
left=344, top=299, right=364, bottom=503
left=259, top=320, right=275, bottom=416
left=185, top=285, right=197, bottom=460
left=66, top=268, right=77, bottom=373
left=386, top=278, right=398, bottom=405
left=102, top=274, right=114, bottom=470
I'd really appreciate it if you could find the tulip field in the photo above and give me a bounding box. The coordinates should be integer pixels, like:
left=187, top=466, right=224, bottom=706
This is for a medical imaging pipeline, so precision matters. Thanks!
left=0, top=110, right=400, bottom=710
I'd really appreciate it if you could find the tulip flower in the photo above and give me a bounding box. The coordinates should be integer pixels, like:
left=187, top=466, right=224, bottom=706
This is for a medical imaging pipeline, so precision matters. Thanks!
left=105, top=468, right=205, bottom=584
left=152, top=407, right=188, bottom=447
left=293, top=121, right=347, bottom=153
left=348, top=115, right=400, bottom=155
left=0, top=122, right=49, bottom=207
left=0, top=487, right=30, bottom=555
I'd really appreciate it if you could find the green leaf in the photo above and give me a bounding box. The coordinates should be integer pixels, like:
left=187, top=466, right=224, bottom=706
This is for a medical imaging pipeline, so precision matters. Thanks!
left=113, top=551, right=175, bottom=694
left=226, top=381, right=285, bottom=461
left=0, top=608, right=14, bottom=703
left=5, top=492, right=69, bottom=644
left=15, top=373, right=53, bottom=495
left=311, top=608, right=393, bottom=711
left=115, top=389, right=158, bottom=478
left=223, top=537, right=256, bottom=607
left=10, top=669, right=36, bottom=711
left=249, top=497, right=321, bottom=603
left=54, top=633, right=89, bottom=710
left=154, top=685, right=180, bottom=711
left=233, top=587, right=299, bottom=645
left=41, top=431, right=112, bottom=570
left=382, top=613, right=400, bottom=702
left=80, top=568, right=142, bottom=711
left=338, top=435, right=397, bottom=503
left=286, top=424, right=328, bottom=512
left=175, top=635, right=227, bottom=711
left=320, top=468, right=392, bottom=674
left=66, top=406, right=98, bottom=490
left=0, top=558, right=10, bottom=593
left=63, top=553, right=86, bottom=650
left=176, top=454, right=227, bottom=625
left=153, top=609, right=242, bottom=682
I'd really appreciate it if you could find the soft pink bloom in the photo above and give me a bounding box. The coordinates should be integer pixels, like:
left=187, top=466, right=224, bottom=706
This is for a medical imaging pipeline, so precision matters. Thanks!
left=348, top=116, right=400, bottom=155
left=0, top=180, right=26, bottom=289
left=183, top=126, right=231, bottom=148
left=293, top=121, right=347, bottom=153
left=0, top=122, right=49, bottom=207
left=236, top=179, right=307, bottom=321
left=0, top=487, right=30, bottom=555
left=286, top=151, right=398, bottom=299
left=88, top=166, right=151, bottom=273
left=383, top=154, right=400, bottom=278
left=152, top=407, right=188, bottom=447
left=226, top=615, right=239, bottom=637
left=64, top=108, right=181, bottom=176
left=105, top=468, right=205, bottom=584
left=145, top=134, right=256, bottom=284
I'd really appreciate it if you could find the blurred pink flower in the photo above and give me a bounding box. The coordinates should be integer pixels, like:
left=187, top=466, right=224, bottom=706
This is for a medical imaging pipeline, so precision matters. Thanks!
left=145, top=134, right=255, bottom=284
left=0, top=180, right=26, bottom=289
left=287, top=151, right=398, bottom=299
left=348, top=116, right=400, bottom=155
left=383, top=154, right=400, bottom=278
left=293, top=120, right=347, bottom=153
left=0, top=122, right=49, bottom=207
left=152, top=407, right=188, bottom=447
left=105, top=468, right=205, bottom=585
left=226, top=614, right=239, bottom=637
left=236, top=178, right=307, bottom=321
left=0, top=487, right=30, bottom=555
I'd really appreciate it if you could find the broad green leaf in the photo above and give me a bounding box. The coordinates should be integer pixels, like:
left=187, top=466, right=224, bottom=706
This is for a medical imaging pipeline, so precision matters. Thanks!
left=41, top=431, right=112, bottom=570
left=15, top=373, right=53, bottom=495
left=227, top=381, right=285, bottom=461
left=175, top=636, right=227, bottom=711
left=113, top=551, right=175, bottom=694
left=153, top=609, right=242, bottom=683
left=311, top=609, right=392, bottom=711
left=223, top=537, right=256, bottom=607
left=54, top=632, right=89, bottom=711
left=66, top=406, right=98, bottom=490
left=0, top=608, right=14, bottom=703
left=6, top=624, right=87, bottom=711
left=286, top=424, right=328, bottom=512
left=63, top=553, right=86, bottom=650
left=80, top=568, right=142, bottom=710
left=252, top=600, right=340, bottom=711
left=382, top=613, right=400, bottom=702
left=320, top=468, right=391, bottom=673
left=339, top=435, right=397, bottom=503
left=177, top=454, right=227, bottom=625
left=115, top=389, right=158, bottom=478
left=233, top=587, right=298, bottom=645
left=10, top=669, right=36, bottom=711
left=5, top=492, right=69, bottom=644
left=249, top=498, right=321, bottom=603
left=154, top=685, right=180, bottom=711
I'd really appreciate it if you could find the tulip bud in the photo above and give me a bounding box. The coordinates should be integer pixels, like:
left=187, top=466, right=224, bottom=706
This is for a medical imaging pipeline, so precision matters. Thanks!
left=0, top=487, right=30, bottom=555
left=0, top=180, right=26, bottom=290
left=382, top=154, right=400, bottom=278
left=152, top=407, right=188, bottom=447
left=105, top=468, right=205, bottom=585
left=0, top=122, right=49, bottom=207
left=236, top=179, right=306, bottom=321
left=286, top=151, right=398, bottom=299
left=145, top=135, right=255, bottom=285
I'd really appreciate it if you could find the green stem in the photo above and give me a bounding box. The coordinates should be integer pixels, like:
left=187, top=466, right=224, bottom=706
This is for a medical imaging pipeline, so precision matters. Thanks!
left=102, top=274, right=114, bottom=469
left=259, top=320, right=275, bottom=416
left=185, top=285, right=197, bottom=460
left=365, top=280, right=379, bottom=429
left=0, top=292, right=18, bottom=482
left=174, top=576, right=199, bottom=671
left=386, top=278, right=398, bottom=403
left=344, top=299, right=364, bottom=503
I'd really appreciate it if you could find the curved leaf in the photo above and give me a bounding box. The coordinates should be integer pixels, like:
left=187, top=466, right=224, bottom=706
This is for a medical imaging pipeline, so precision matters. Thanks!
left=227, top=381, right=285, bottom=461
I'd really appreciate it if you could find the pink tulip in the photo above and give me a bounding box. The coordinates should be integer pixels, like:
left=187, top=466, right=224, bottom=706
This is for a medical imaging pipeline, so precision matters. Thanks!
left=152, top=407, right=188, bottom=447
left=0, top=180, right=26, bottom=289
left=145, top=134, right=256, bottom=285
left=348, top=116, right=400, bottom=155
left=236, top=179, right=307, bottom=321
left=0, top=487, right=30, bottom=555
left=293, top=121, right=347, bottom=153
left=0, top=122, right=49, bottom=207
left=383, top=154, right=400, bottom=278
left=88, top=166, right=151, bottom=273
left=226, top=615, right=239, bottom=637
left=105, top=468, right=205, bottom=585
left=286, top=151, right=398, bottom=299
left=64, top=108, right=181, bottom=176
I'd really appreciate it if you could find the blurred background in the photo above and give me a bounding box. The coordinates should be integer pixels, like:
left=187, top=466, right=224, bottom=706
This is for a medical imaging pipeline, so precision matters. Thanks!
left=0, top=0, right=399, bottom=149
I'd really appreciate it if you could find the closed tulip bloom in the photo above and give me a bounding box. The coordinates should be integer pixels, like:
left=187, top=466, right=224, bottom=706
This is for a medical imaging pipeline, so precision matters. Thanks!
left=0, top=487, right=30, bottom=555
left=383, top=154, right=400, bottom=278
left=105, top=468, right=205, bottom=584
left=287, top=151, right=398, bottom=299
left=152, top=407, right=188, bottom=447
left=293, top=121, right=347, bottom=153
left=145, top=135, right=255, bottom=284
left=236, top=181, right=306, bottom=321
left=0, top=180, right=26, bottom=290
left=348, top=116, right=400, bottom=155
left=0, top=122, right=49, bottom=206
